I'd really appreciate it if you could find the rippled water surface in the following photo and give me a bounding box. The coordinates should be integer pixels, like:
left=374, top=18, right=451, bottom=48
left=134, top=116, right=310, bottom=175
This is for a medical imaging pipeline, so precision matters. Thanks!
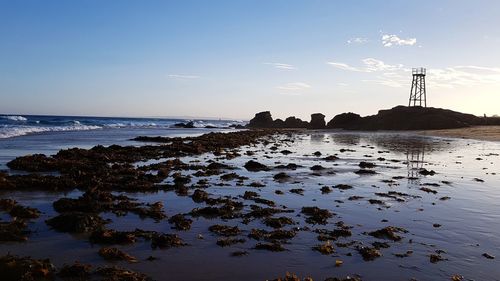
left=1, top=131, right=499, bottom=281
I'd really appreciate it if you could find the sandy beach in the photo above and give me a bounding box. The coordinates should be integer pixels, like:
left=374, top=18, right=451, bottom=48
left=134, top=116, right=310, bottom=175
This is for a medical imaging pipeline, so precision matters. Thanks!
left=418, top=126, right=500, bottom=142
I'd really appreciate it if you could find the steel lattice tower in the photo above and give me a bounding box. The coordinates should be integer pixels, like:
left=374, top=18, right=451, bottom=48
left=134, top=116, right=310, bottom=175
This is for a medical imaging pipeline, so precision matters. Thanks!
left=409, top=68, right=427, bottom=107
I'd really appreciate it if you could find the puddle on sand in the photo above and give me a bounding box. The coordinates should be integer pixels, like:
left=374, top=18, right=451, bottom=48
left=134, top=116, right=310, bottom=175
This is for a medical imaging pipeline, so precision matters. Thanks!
left=0, top=132, right=499, bottom=281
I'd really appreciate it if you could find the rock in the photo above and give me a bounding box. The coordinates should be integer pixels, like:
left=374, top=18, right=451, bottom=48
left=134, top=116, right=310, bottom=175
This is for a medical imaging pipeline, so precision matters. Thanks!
left=308, top=113, right=326, bottom=129
left=244, top=160, right=270, bottom=172
left=0, top=220, right=30, bottom=242
left=0, top=254, right=56, bottom=281
left=368, top=226, right=408, bottom=241
left=301, top=206, right=333, bottom=225
left=173, top=121, right=195, bottom=128
left=263, top=217, right=295, bottom=228
left=327, top=112, right=362, bottom=129
left=151, top=233, right=186, bottom=249
left=46, top=212, right=106, bottom=233
left=313, top=241, right=335, bottom=255
left=273, top=118, right=285, bottom=128
left=327, top=106, right=488, bottom=130
left=58, top=262, right=92, bottom=280
left=247, top=111, right=274, bottom=128
left=284, top=116, right=308, bottom=128
left=254, top=242, right=285, bottom=252
left=98, top=247, right=138, bottom=263
left=483, top=253, right=495, bottom=259
left=208, top=224, right=241, bottom=236
left=358, top=246, right=382, bottom=261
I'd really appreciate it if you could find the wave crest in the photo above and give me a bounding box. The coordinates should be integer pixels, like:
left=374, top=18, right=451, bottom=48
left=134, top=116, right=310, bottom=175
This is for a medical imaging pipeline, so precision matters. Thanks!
left=1, top=115, right=28, bottom=122
left=0, top=124, right=102, bottom=139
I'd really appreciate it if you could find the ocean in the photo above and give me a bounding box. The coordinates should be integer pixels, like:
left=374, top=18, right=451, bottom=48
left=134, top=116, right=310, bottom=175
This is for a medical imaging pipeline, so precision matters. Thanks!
left=0, top=114, right=245, bottom=169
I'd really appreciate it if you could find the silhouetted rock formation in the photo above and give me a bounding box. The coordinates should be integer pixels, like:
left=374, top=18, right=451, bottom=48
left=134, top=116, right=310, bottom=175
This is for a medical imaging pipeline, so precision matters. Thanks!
left=247, top=111, right=274, bottom=128
left=326, top=113, right=362, bottom=129
left=248, top=106, right=500, bottom=130
left=284, top=117, right=308, bottom=128
left=308, top=113, right=326, bottom=129
left=174, top=121, right=195, bottom=128
left=327, top=106, right=485, bottom=130
left=247, top=112, right=308, bottom=128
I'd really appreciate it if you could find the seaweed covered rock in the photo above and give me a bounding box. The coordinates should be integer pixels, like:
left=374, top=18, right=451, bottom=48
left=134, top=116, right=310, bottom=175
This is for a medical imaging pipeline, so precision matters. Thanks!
left=0, top=254, right=56, bottom=281
left=46, top=212, right=107, bottom=233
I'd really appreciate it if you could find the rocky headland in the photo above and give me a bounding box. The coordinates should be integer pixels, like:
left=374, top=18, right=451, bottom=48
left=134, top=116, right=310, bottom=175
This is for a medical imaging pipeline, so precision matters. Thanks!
left=247, top=106, right=500, bottom=131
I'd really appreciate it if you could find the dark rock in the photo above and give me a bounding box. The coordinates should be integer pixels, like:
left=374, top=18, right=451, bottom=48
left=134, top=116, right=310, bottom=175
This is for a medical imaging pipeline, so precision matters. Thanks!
left=327, top=112, right=362, bottom=129
left=358, top=246, right=382, bottom=261
left=247, top=111, right=274, bottom=128
left=98, top=247, right=138, bottom=263
left=254, top=242, right=285, bottom=252
left=308, top=113, right=326, bottom=129
left=173, top=121, right=195, bottom=128
left=328, top=106, right=486, bottom=130
left=301, top=207, right=333, bottom=225
left=368, top=226, right=408, bottom=241
left=263, top=217, right=295, bottom=228
left=0, top=254, right=56, bottom=281
left=46, top=212, right=106, bottom=233
left=208, top=224, right=241, bottom=236
left=284, top=116, right=308, bottom=128
left=244, top=160, right=270, bottom=172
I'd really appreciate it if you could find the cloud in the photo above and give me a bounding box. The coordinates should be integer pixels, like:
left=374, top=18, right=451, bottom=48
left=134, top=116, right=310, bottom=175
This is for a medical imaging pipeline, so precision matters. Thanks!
left=327, top=58, right=405, bottom=73
left=276, top=82, right=311, bottom=91
left=429, top=66, right=500, bottom=88
left=264, top=62, right=297, bottom=70
left=326, top=62, right=364, bottom=72
left=381, top=34, right=417, bottom=47
left=167, top=74, right=200, bottom=79
left=347, top=37, right=368, bottom=45
left=328, top=57, right=500, bottom=89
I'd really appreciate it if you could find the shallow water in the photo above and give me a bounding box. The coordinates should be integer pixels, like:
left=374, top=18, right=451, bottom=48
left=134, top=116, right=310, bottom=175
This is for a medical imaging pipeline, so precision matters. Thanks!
left=1, top=131, right=499, bottom=281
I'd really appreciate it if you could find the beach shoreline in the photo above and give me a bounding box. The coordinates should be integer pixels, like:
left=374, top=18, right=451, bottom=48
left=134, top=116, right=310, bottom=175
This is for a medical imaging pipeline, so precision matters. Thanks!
left=416, top=126, right=500, bottom=142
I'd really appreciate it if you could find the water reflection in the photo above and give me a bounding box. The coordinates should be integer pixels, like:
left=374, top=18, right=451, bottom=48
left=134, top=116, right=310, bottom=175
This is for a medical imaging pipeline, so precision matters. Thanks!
left=406, top=146, right=425, bottom=181
left=329, top=133, right=361, bottom=146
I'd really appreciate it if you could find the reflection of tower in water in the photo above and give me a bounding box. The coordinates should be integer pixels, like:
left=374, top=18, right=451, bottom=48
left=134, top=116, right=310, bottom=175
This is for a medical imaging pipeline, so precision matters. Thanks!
left=406, top=146, right=425, bottom=181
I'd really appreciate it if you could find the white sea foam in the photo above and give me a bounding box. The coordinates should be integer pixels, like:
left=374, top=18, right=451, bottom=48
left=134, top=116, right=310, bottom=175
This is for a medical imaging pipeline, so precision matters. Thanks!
left=1, top=115, right=28, bottom=121
left=0, top=124, right=102, bottom=139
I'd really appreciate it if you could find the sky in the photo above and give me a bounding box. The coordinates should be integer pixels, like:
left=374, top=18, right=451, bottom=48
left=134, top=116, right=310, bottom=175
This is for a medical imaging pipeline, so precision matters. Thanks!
left=1, top=0, right=500, bottom=120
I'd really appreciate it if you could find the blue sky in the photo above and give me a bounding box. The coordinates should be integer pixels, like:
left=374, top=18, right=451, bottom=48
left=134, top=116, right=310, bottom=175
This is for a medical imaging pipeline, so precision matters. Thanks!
left=1, top=0, right=500, bottom=120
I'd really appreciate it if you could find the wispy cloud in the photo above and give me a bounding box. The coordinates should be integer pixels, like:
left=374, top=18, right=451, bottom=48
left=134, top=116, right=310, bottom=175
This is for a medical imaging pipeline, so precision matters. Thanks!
left=276, top=82, right=311, bottom=91
left=381, top=34, right=417, bottom=47
left=327, top=58, right=404, bottom=73
left=347, top=37, right=368, bottom=45
left=326, top=62, right=364, bottom=72
left=264, top=62, right=297, bottom=70
left=167, top=74, right=200, bottom=79
left=328, top=57, right=500, bottom=89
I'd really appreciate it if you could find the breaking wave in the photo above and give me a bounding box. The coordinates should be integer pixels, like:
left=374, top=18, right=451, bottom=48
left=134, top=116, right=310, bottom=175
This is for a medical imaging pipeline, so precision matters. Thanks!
left=1, top=115, right=28, bottom=122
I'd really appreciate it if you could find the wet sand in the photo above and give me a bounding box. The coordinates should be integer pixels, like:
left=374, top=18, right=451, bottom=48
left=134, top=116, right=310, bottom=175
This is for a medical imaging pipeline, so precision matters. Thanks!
left=418, top=126, right=500, bottom=142
left=0, top=130, right=499, bottom=281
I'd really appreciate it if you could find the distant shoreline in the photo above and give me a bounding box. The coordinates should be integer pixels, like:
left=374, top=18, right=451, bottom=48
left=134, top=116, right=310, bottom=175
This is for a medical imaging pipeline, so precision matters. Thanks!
left=417, top=126, right=500, bottom=142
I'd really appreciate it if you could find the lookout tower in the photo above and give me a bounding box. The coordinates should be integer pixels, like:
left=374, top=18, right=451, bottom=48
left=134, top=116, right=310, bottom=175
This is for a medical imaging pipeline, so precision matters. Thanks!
left=409, top=67, right=426, bottom=107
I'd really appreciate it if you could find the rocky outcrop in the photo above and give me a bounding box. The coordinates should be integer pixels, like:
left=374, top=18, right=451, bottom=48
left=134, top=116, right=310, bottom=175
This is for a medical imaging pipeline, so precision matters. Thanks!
left=284, top=117, right=308, bottom=128
left=326, top=112, right=362, bottom=129
left=308, top=113, right=326, bottom=129
left=327, top=106, right=485, bottom=130
left=247, top=111, right=274, bottom=128
left=247, top=112, right=308, bottom=128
